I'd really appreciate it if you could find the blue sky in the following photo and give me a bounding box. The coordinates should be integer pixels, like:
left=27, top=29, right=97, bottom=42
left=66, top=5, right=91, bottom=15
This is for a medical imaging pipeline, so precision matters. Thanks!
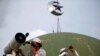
left=0, top=0, right=100, bottom=55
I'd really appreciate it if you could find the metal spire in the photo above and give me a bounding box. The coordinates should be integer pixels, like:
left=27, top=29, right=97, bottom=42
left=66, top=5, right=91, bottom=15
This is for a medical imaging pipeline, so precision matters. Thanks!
left=48, top=0, right=63, bottom=32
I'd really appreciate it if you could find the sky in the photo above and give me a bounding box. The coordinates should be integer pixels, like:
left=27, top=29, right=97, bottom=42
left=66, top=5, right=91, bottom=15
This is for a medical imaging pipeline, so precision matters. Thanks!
left=0, top=0, right=100, bottom=55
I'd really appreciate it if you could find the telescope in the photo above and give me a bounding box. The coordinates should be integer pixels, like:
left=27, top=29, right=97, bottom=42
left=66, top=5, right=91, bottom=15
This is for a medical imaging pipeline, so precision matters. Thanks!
left=4, top=32, right=29, bottom=55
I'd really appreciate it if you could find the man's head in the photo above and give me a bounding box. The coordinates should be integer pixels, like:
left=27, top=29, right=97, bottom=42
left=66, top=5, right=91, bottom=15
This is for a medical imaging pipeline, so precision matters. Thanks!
left=69, top=45, right=74, bottom=52
left=30, top=38, right=42, bottom=52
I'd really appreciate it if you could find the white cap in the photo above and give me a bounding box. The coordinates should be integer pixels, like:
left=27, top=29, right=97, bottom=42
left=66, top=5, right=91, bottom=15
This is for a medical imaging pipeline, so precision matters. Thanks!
left=60, top=48, right=66, bottom=53
left=32, top=37, right=42, bottom=44
left=59, top=52, right=68, bottom=56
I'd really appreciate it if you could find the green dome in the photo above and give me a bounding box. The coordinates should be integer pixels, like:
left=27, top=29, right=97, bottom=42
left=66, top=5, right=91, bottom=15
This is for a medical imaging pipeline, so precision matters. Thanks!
left=21, top=32, right=100, bottom=56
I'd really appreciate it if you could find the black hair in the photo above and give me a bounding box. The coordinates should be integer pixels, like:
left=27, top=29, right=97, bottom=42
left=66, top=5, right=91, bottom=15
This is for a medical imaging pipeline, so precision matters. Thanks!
left=69, top=45, right=73, bottom=49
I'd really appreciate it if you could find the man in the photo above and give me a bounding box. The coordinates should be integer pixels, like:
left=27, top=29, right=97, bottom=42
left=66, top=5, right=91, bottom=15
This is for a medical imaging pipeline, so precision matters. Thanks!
left=68, top=45, right=79, bottom=56
left=28, top=37, right=46, bottom=56
left=59, top=45, right=79, bottom=56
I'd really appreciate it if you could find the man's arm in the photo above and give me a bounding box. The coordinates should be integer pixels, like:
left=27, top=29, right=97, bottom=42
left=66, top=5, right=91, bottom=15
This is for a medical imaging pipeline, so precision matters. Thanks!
left=73, top=50, right=79, bottom=56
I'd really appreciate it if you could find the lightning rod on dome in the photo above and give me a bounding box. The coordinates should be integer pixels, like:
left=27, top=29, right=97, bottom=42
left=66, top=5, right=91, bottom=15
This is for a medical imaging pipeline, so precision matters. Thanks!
left=48, top=0, right=63, bottom=32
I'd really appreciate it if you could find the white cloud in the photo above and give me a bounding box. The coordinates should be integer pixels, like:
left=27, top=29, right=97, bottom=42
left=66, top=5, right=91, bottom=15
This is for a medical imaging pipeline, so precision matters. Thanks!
left=26, top=29, right=47, bottom=41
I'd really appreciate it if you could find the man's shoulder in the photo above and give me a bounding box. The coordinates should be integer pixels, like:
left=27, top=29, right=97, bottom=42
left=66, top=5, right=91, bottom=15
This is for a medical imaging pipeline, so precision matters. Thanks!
left=38, top=48, right=46, bottom=53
